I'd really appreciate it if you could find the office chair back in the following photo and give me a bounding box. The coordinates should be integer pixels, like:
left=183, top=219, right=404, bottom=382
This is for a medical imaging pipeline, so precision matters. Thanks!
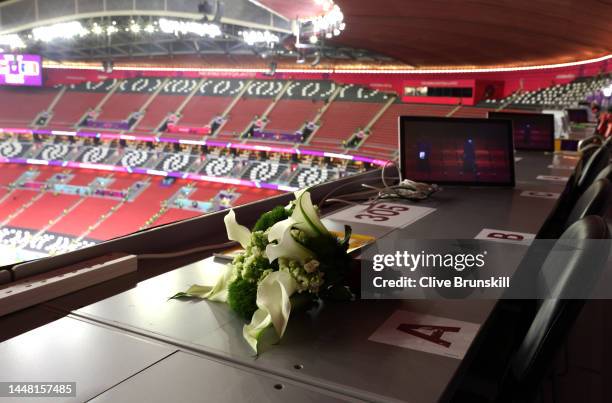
left=563, top=178, right=611, bottom=234
left=536, top=148, right=606, bottom=239
left=577, top=146, right=611, bottom=193
left=502, top=216, right=611, bottom=402
left=578, top=135, right=603, bottom=151
left=536, top=172, right=577, bottom=239
left=594, top=164, right=612, bottom=182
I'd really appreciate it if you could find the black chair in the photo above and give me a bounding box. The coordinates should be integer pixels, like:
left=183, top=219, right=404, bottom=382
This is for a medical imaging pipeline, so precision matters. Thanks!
left=575, top=143, right=600, bottom=177
left=499, top=216, right=611, bottom=402
left=553, top=178, right=610, bottom=237
left=535, top=175, right=577, bottom=239
left=577, top=134, right=603, bottom=151
left=576, top=145, right=611, bottom=194
left=594, top=163, right=612, bottom=182
left=603, top=135, right=612, bottom=152
left=537, top=148, right=610, bottom=239
left=453, top=216, right=611, bottom=403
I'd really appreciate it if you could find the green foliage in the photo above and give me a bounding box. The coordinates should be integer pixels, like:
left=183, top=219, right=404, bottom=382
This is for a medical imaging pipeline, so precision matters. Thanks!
left=300, top=225, right=353, bottom=299
left=241, top=252, right=271, bottom=283
left=227, top=278, right=259, bottom=320
left=250, top=230, right=269, bottom=252
left=252, top=206, right=291, bottom=232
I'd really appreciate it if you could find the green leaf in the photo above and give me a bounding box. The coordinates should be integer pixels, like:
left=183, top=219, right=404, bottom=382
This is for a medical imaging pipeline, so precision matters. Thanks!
left=168, top=292, right=191, bottom=300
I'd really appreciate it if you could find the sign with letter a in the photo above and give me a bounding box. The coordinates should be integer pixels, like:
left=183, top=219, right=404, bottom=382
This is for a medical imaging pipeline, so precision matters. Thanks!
left=369, top=311, right=480, bottom=359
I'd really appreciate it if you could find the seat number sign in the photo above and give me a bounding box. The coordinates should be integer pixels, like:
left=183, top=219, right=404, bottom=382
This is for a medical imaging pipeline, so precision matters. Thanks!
left=326, top=202, right=435, bottom=228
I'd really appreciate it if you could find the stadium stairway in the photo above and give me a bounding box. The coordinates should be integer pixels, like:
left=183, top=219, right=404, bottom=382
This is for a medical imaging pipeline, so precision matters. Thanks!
left=7, top=193, right=80, bottom=231
left=92, top=80, right=123, bottom=117
left=265, top=99, right=323, bottom=135
left=0, top=87, right=60, bottom=127
left=308, top=84, right=390, bottom=151
left=179, top=79, right=250, bottom=133
left=97, top=80, right=158, bottom=122
left=87, top=177, right=178, bottom=240
left=358, top=103, right=456, bottom=156
left=256, top=81, right=292, bottom=127
left=135, top=79, right=200, bottom=133
left=450, top=105, right=491, bottom=118
left=216, top=80, right=279, bottom=138
left=152, top=207, right=200, bottom=227
left=32, top=86, right=67, bottom=128
left=47, top=90, right=107, bottom=130
left=0, top=190, right=45, bottom=228
left=30, top=196, right=86, bottom=238
left=128, top=78, right=170, bottom=132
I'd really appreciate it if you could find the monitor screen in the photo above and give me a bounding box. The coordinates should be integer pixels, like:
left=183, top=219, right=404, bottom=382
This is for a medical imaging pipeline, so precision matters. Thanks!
left=0, top=54, right=43, bottom=87
left=488, top=111, right=555, bottom=151
left=399, top=116, right=515, bottom=186
left=566, top=108, right=589, bottom=124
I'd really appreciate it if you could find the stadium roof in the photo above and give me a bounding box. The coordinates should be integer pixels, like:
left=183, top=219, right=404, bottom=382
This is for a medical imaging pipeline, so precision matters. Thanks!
left=259, top=0, right=612, bottom=68
left=0, top=0, right=610, bottom=69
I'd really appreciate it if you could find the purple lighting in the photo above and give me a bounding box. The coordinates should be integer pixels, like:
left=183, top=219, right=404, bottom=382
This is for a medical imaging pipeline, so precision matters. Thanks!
left=0, top=127, right=390, bottom=166
left=0, top=157, right=298, bottom=192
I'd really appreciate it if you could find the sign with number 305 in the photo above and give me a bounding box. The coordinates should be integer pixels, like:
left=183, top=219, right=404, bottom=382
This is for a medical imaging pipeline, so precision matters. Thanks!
left=326, top=202, right=436, bottom=228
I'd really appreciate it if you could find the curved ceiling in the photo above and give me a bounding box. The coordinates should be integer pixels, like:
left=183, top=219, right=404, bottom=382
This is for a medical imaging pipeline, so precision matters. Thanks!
left=250, top=0, right=329, bottom=20
left=259, top=0, right=612, bottom=68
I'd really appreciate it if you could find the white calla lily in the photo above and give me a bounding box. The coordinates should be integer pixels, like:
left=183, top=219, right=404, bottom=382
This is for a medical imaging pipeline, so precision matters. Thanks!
left=243, top=270, right=298, bottom=353
left=267, top=216, right=296, bottom=244
left=224, top=209, right=251, bottom=249
left=291, top=189, right=329, bottom=237
left=182, top=263, right=235, bottom=302
left=266, top=220, right=313, bottom=263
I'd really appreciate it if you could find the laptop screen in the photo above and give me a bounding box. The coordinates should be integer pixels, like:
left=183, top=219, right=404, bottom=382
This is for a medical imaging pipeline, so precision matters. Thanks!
left=488, top=111, right=555, bottom=151
left=399, top=116, right=515, bottom=186
left=565, top=108, right=589, bottom=124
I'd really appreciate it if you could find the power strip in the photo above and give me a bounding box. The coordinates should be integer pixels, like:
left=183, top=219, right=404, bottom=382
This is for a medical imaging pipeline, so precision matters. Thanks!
left=0, top=253, right=137, bottom=317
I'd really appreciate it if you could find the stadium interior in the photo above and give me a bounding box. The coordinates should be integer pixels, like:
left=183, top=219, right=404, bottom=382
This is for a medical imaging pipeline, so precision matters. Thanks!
left=0, top=1, right=611, bottom=402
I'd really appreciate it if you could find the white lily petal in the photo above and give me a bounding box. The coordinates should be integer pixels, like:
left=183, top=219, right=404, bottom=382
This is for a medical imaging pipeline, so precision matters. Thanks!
left=267, top=216, right=296, bottom=243
left=182, top=263, right=235, bottom=302
left=243, top=271, right=298, bottom=353
left=242, top=308, right=271, bottom=353
left=291, top=190, right=329, bottom=237
left=224, top=209, right=251, bottom=249
left=265, top=224, right=313, bottom=263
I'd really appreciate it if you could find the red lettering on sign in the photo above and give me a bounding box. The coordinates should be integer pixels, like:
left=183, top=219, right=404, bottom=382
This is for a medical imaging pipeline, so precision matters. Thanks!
left=397, top=324, right=461, bottom=348
left=354, top=203, right=410, bottom=222
left=487, top=232, right=524, bottom=241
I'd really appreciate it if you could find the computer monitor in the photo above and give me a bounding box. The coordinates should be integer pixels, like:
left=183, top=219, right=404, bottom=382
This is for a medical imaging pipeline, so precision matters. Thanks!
left=488, top=111, right=555, bottom=151
left=399, top=116, right=515, bottom=186
left=565, top=108, right=589, bottom=124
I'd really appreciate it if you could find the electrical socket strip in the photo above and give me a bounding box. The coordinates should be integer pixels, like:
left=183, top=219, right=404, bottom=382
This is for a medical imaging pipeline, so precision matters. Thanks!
left=0, top=253, right=137, bottom=317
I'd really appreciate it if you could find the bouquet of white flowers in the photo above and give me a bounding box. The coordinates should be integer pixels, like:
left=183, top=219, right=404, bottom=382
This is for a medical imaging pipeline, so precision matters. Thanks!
left=172, top=189, right=353, bottom=353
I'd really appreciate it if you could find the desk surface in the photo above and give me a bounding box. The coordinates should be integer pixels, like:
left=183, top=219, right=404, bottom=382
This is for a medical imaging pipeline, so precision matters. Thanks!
left=91, top=351, right=349, bottom=403
left=0, top=315, right=176, bottom=403
left=58, top=258, right=501, bottom=402
left=1, top=151, right=573, bottom=403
